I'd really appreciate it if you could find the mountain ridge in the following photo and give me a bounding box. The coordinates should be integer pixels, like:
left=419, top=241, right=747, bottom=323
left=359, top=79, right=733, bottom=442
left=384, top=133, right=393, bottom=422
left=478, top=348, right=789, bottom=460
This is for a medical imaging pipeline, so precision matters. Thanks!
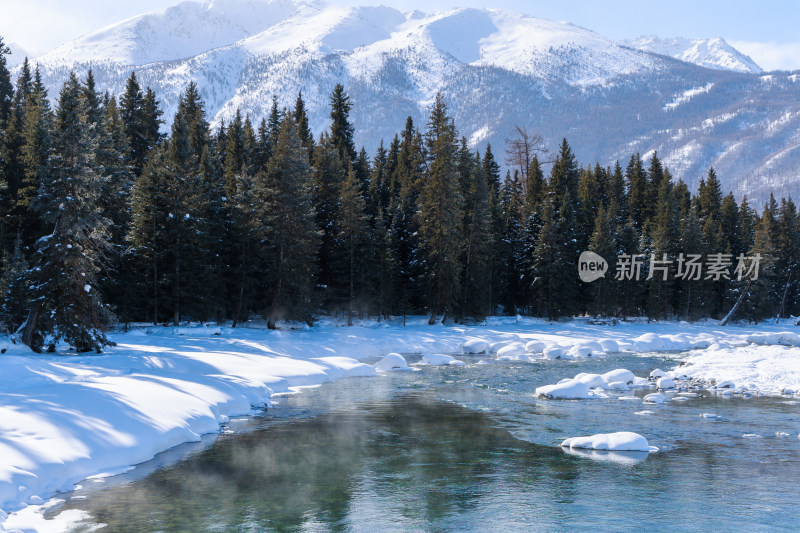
left=13, top=1, right=800, bottom=204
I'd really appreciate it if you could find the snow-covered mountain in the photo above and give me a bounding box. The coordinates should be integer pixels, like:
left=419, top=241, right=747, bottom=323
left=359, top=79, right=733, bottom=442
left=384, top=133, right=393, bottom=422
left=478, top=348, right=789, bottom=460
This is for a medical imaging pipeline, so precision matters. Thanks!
left=624, top=35, right=762, bottom=74
left=5, top=42, right=34, bottom=68
left=18, top=0, right=800, bottom=204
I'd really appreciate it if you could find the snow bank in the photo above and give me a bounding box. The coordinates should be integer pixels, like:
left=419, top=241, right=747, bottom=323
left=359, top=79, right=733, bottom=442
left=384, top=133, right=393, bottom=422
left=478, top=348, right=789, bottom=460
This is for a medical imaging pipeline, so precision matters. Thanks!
left=671, top=344, right=800, bottom=395
left=561, top=431, right=656, bottom=452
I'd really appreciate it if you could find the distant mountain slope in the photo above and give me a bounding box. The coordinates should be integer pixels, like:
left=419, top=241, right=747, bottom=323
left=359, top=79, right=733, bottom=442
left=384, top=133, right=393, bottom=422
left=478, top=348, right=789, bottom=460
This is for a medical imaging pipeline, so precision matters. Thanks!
left=18, top=0, right=800, bottom=205
left=624, top=35, right=762, bottom=73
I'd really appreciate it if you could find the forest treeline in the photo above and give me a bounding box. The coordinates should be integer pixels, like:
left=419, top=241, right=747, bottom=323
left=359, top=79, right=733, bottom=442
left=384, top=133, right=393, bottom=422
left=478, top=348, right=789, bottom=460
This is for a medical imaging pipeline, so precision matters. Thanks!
left=1, top=39, right=799, bottom=352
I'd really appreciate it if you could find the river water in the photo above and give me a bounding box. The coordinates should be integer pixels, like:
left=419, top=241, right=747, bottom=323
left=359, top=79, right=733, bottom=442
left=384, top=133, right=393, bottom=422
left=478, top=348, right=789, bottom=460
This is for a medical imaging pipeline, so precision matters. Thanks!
left=48, top=353, right=800, bottom=532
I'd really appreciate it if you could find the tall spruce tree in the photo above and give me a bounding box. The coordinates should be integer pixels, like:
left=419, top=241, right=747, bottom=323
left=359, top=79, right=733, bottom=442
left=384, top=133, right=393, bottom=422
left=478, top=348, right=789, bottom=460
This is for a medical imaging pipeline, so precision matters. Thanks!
left=329, top=84, right=356, bottom=164
left=256, top=115, right=319, bottom=328
left=25, top=72, right=114, bottom=352
left=417, top=94, right=464, bottom=323
left=0, top=36, right=12, bottom=128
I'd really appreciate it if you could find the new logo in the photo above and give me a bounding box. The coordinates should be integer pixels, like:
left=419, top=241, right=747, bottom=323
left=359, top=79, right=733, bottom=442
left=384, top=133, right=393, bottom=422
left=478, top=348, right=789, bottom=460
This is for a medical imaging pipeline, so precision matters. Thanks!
left=578, top=251, right=608, bottom=283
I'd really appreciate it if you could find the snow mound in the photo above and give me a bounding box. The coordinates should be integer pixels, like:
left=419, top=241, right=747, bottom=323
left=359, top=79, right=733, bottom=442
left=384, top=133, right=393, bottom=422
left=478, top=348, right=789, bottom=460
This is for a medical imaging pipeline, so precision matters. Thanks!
left=573, top=373, right=606, bottom=388
left=643, top=392, right=666, bottom=404
left=745, top=332, right=800, bottom=347
left=535, top=379, right=591, bottom=399
left=631, top=333, right=693, bottom=352
left=461, top=338, right=489, bottom=354
left=497, top=343, right=527, bottom=358
left=598, top=339, right=619, bottom=352
left=656, top=377, right=675, bottom=389
left=374, top=353, right=410, bottom=372
left=524, top=340, right=546, bottom=353
left=420, top=353, right=466, bottom=366
left=542, top=345, right=565, bottom=359
left=602, top=369, right=635, bottom=385
left=561, top=431, right=656, bottom=452
left=650, top=368, right=666, bottom=378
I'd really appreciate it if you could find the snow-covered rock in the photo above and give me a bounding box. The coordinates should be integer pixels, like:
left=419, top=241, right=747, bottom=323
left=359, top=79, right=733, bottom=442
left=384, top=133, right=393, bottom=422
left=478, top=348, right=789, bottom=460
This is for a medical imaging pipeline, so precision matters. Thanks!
left=643, top=392, right=666, bottom=404
left=374, top=353, right=409, bottom=371
left=542, top=345, right=565, bottom=359
left=598, top=339, right=619, bottom=352
left=650, top=368, right=666, bottom=379
left=573, top=373, right=606, bottom=389
left=461, top=338, right=489, bottom=354
left=421, top=353, right=466, bottom=366
left=497, top=343, right=527, bottom=358
left=535, top=379, right=591, bottom=399
left=561, top=431, right=656, bottom=452
left=656, top=377, right=675, bottom=389
left=524, top=340, right=546, bottom=353
left=602, top=369, right=635, bottom=385
left=568, top=345, right=594, bottom=358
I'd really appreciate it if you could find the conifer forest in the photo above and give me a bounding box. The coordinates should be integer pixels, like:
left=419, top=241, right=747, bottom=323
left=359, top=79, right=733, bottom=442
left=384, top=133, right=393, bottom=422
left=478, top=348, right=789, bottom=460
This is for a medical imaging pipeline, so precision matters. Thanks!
left=1, top=42, right=799, bottom=352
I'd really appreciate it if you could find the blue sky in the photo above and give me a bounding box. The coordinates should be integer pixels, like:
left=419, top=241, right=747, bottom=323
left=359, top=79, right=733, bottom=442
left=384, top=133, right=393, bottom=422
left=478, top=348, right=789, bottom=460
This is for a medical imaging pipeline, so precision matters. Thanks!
left=2, top=0, right=799, bottom=70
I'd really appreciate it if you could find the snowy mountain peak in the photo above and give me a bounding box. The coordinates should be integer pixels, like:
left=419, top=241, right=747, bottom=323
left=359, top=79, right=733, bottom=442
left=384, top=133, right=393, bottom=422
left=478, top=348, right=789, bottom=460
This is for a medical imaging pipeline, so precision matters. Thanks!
left=37, top=0, right=311, bottom=66
left=624, top=35, right=762, bottom=73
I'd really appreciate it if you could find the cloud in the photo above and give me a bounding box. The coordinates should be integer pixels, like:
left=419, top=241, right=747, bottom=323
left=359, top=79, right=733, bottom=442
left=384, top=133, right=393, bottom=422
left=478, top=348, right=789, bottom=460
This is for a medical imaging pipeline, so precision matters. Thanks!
left=730, top=40, right=800, bottom=72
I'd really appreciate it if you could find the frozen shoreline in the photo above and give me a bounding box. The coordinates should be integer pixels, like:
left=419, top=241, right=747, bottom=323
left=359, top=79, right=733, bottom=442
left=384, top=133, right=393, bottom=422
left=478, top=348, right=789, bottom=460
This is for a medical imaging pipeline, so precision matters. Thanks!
left=2, top=317, right=800, bottom=531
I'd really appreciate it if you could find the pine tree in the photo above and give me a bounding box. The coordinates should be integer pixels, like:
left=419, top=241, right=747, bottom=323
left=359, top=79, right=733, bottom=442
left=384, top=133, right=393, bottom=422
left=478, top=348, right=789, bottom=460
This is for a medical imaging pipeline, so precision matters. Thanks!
left=17, top=74, right=52, bottom=249
left=626, top=153, right=648, bottom=230
left=294, top=91, right=314, bottom=160
left=497, top=171, right=525, bottom=314
left=0, top=37, right=13, bottom=128
left=25, top=72, right=114, bottom=352
left=417, top=93, right=464, bottom=323
left=329, top=84, right=356, bottom=164
left=256, top=115, right=319, bottom=328
left=312, top=134, right=345, bottom=304
left=0, top=234, right=28, bottom=332
left=460, top=153, right=494, bottom=321
left=336, top=167, right=369, bottom=325
left=698, top=167, right=723, bottom=222
left=588, top=203, right=616, bottom=316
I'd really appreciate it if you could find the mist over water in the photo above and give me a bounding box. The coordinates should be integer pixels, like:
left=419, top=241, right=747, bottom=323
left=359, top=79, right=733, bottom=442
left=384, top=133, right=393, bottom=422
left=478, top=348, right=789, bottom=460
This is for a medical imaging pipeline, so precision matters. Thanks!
left=51, top=354, right=800, bottom=532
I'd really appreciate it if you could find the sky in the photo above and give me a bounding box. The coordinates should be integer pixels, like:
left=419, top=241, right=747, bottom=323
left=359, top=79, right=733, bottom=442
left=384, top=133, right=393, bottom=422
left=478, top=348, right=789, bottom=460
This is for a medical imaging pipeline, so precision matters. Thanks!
left=1, top=0, right=799, bottom=70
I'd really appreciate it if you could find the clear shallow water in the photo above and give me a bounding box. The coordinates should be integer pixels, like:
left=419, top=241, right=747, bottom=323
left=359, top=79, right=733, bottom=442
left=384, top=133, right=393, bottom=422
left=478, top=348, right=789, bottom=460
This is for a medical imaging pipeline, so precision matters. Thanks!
left=49, top=354, right=800, bottom=532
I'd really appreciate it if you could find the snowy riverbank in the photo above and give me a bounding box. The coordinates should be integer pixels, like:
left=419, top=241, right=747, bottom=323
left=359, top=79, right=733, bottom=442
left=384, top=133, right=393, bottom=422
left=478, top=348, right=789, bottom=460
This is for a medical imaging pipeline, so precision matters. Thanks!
left=2, top=317, right=800, bottom=531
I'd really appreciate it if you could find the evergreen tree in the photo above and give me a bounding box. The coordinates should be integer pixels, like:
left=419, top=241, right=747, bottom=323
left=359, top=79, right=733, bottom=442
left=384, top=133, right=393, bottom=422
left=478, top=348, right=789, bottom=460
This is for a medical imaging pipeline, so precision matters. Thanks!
left=626, top=153, right=648, bottom=230
left=417, top=94, right=464, bottom=323
left=312, top=134, right=345, bottom=304
left=0, top=37, right=13, bottom=128
left=460, top=153, right=494, bottom=321
left=293, top=91, right=314, bottom=160
left=26, top=73, right=114, bottom=352
left=256, top=116, right=319, bottom=328
left=329, top=84, right=356, bottom=164
left=336, top=167, right=369, bottom=324
left=0, top=234, right=28, bottom=332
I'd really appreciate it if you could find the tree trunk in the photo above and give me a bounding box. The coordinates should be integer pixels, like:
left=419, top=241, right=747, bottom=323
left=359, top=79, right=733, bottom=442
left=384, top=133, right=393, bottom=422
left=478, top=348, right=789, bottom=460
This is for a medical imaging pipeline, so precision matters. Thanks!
left=720, top=280, right=752, bottom=326
left=17, top=302, right=43, bottom=353
left=268, top=242, right=284, bottom=330
left=776, top=269, right=792, bottom=323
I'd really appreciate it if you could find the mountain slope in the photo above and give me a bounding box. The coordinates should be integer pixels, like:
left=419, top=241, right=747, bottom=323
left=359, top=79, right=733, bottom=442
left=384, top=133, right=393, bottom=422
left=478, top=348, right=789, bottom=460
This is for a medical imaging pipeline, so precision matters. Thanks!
left=624, top=36, right=762, bottom=73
